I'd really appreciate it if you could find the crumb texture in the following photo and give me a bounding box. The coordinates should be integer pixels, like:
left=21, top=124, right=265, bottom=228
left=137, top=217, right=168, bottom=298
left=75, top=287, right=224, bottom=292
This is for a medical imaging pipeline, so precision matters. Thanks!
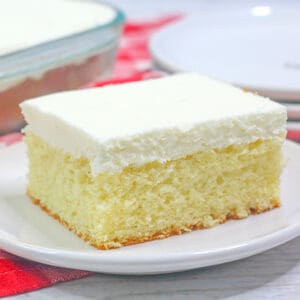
left=25, top=133, right=284, bottom=249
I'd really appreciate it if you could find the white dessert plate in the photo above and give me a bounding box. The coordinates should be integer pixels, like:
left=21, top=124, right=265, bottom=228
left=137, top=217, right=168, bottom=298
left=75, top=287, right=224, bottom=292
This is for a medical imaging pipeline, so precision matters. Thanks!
left=288, top=121, right=300, bottom=131
left=0, top=141, right=300, bottom=275
left=150, top=4, right=300, bottom=101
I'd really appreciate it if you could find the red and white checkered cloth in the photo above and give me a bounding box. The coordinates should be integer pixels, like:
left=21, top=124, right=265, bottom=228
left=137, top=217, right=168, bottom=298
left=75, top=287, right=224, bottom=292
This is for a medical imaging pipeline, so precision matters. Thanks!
left=0, top=15, right=180, bottom=297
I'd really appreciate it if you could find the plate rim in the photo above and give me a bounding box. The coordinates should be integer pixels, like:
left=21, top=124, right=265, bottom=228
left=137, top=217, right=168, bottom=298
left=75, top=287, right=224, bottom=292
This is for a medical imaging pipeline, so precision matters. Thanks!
left=150, top=16, right=300, bottom=101
left=0, top=221, right=300, bottom=265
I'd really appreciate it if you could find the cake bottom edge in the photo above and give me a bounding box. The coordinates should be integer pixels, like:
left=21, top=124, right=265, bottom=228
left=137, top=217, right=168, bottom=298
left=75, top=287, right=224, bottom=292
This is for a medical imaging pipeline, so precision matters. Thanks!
left=27, top=190, right=281, bottom=250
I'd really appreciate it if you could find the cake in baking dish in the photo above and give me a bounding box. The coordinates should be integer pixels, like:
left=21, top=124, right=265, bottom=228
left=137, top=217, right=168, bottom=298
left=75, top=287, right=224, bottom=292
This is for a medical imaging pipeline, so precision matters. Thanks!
left=20, top=73, right=287, bottom=249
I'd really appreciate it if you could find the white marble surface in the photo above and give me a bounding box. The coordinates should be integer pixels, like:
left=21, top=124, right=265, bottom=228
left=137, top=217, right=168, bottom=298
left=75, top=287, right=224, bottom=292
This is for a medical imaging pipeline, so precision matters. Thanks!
left=10, top=237, right=300, bottom=299
left=9, top=1, right=300, bottom=298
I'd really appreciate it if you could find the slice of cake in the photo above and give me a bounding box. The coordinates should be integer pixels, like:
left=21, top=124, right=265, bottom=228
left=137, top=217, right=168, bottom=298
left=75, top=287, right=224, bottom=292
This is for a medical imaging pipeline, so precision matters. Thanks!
left=20, top=73, right=287, bottom=249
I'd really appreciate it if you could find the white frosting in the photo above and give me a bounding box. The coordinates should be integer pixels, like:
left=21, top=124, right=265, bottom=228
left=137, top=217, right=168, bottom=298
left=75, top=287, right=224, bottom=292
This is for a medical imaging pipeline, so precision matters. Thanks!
left=0, top=0, right=116, bottom=56
left=20, top=73, right=287, bottom=175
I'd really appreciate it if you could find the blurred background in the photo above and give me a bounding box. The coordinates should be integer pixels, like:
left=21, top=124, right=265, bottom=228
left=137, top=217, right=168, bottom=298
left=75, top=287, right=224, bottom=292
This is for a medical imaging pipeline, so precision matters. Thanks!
left=1, top=0, right=300, bottom=140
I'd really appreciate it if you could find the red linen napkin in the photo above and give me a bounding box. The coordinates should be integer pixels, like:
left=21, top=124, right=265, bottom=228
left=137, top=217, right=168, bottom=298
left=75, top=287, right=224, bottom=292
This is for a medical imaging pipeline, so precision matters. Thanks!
left=287, top=130, right=300, bottom=141
left=0, top=251, right=91, bottom=297
left=0, top=15, right=180, bottom=297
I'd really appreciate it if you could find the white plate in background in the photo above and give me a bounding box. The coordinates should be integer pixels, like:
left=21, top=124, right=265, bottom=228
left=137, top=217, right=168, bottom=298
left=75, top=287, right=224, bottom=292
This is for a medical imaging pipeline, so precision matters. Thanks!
left=150, top=5, right=300, bottom=102
left=0, top=141, right=299, bottom=275
left=288, top=121, right=300, bottom=131
left=285, top=103, right=300, bottom=120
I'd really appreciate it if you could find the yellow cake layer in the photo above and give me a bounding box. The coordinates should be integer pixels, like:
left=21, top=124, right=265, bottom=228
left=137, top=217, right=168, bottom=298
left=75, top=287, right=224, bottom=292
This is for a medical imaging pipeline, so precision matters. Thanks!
left=25, top=133, right=284, bottom=249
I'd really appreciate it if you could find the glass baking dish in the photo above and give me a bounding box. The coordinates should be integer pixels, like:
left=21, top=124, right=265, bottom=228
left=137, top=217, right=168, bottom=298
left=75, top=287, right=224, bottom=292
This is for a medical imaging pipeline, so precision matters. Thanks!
left=0, top=2, right=125, bottom=134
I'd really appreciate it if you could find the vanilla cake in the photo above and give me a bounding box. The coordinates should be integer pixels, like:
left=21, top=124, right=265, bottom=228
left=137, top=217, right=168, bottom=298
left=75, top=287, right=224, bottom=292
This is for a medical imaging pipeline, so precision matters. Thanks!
left=20, top=74, right=287, bottom=249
